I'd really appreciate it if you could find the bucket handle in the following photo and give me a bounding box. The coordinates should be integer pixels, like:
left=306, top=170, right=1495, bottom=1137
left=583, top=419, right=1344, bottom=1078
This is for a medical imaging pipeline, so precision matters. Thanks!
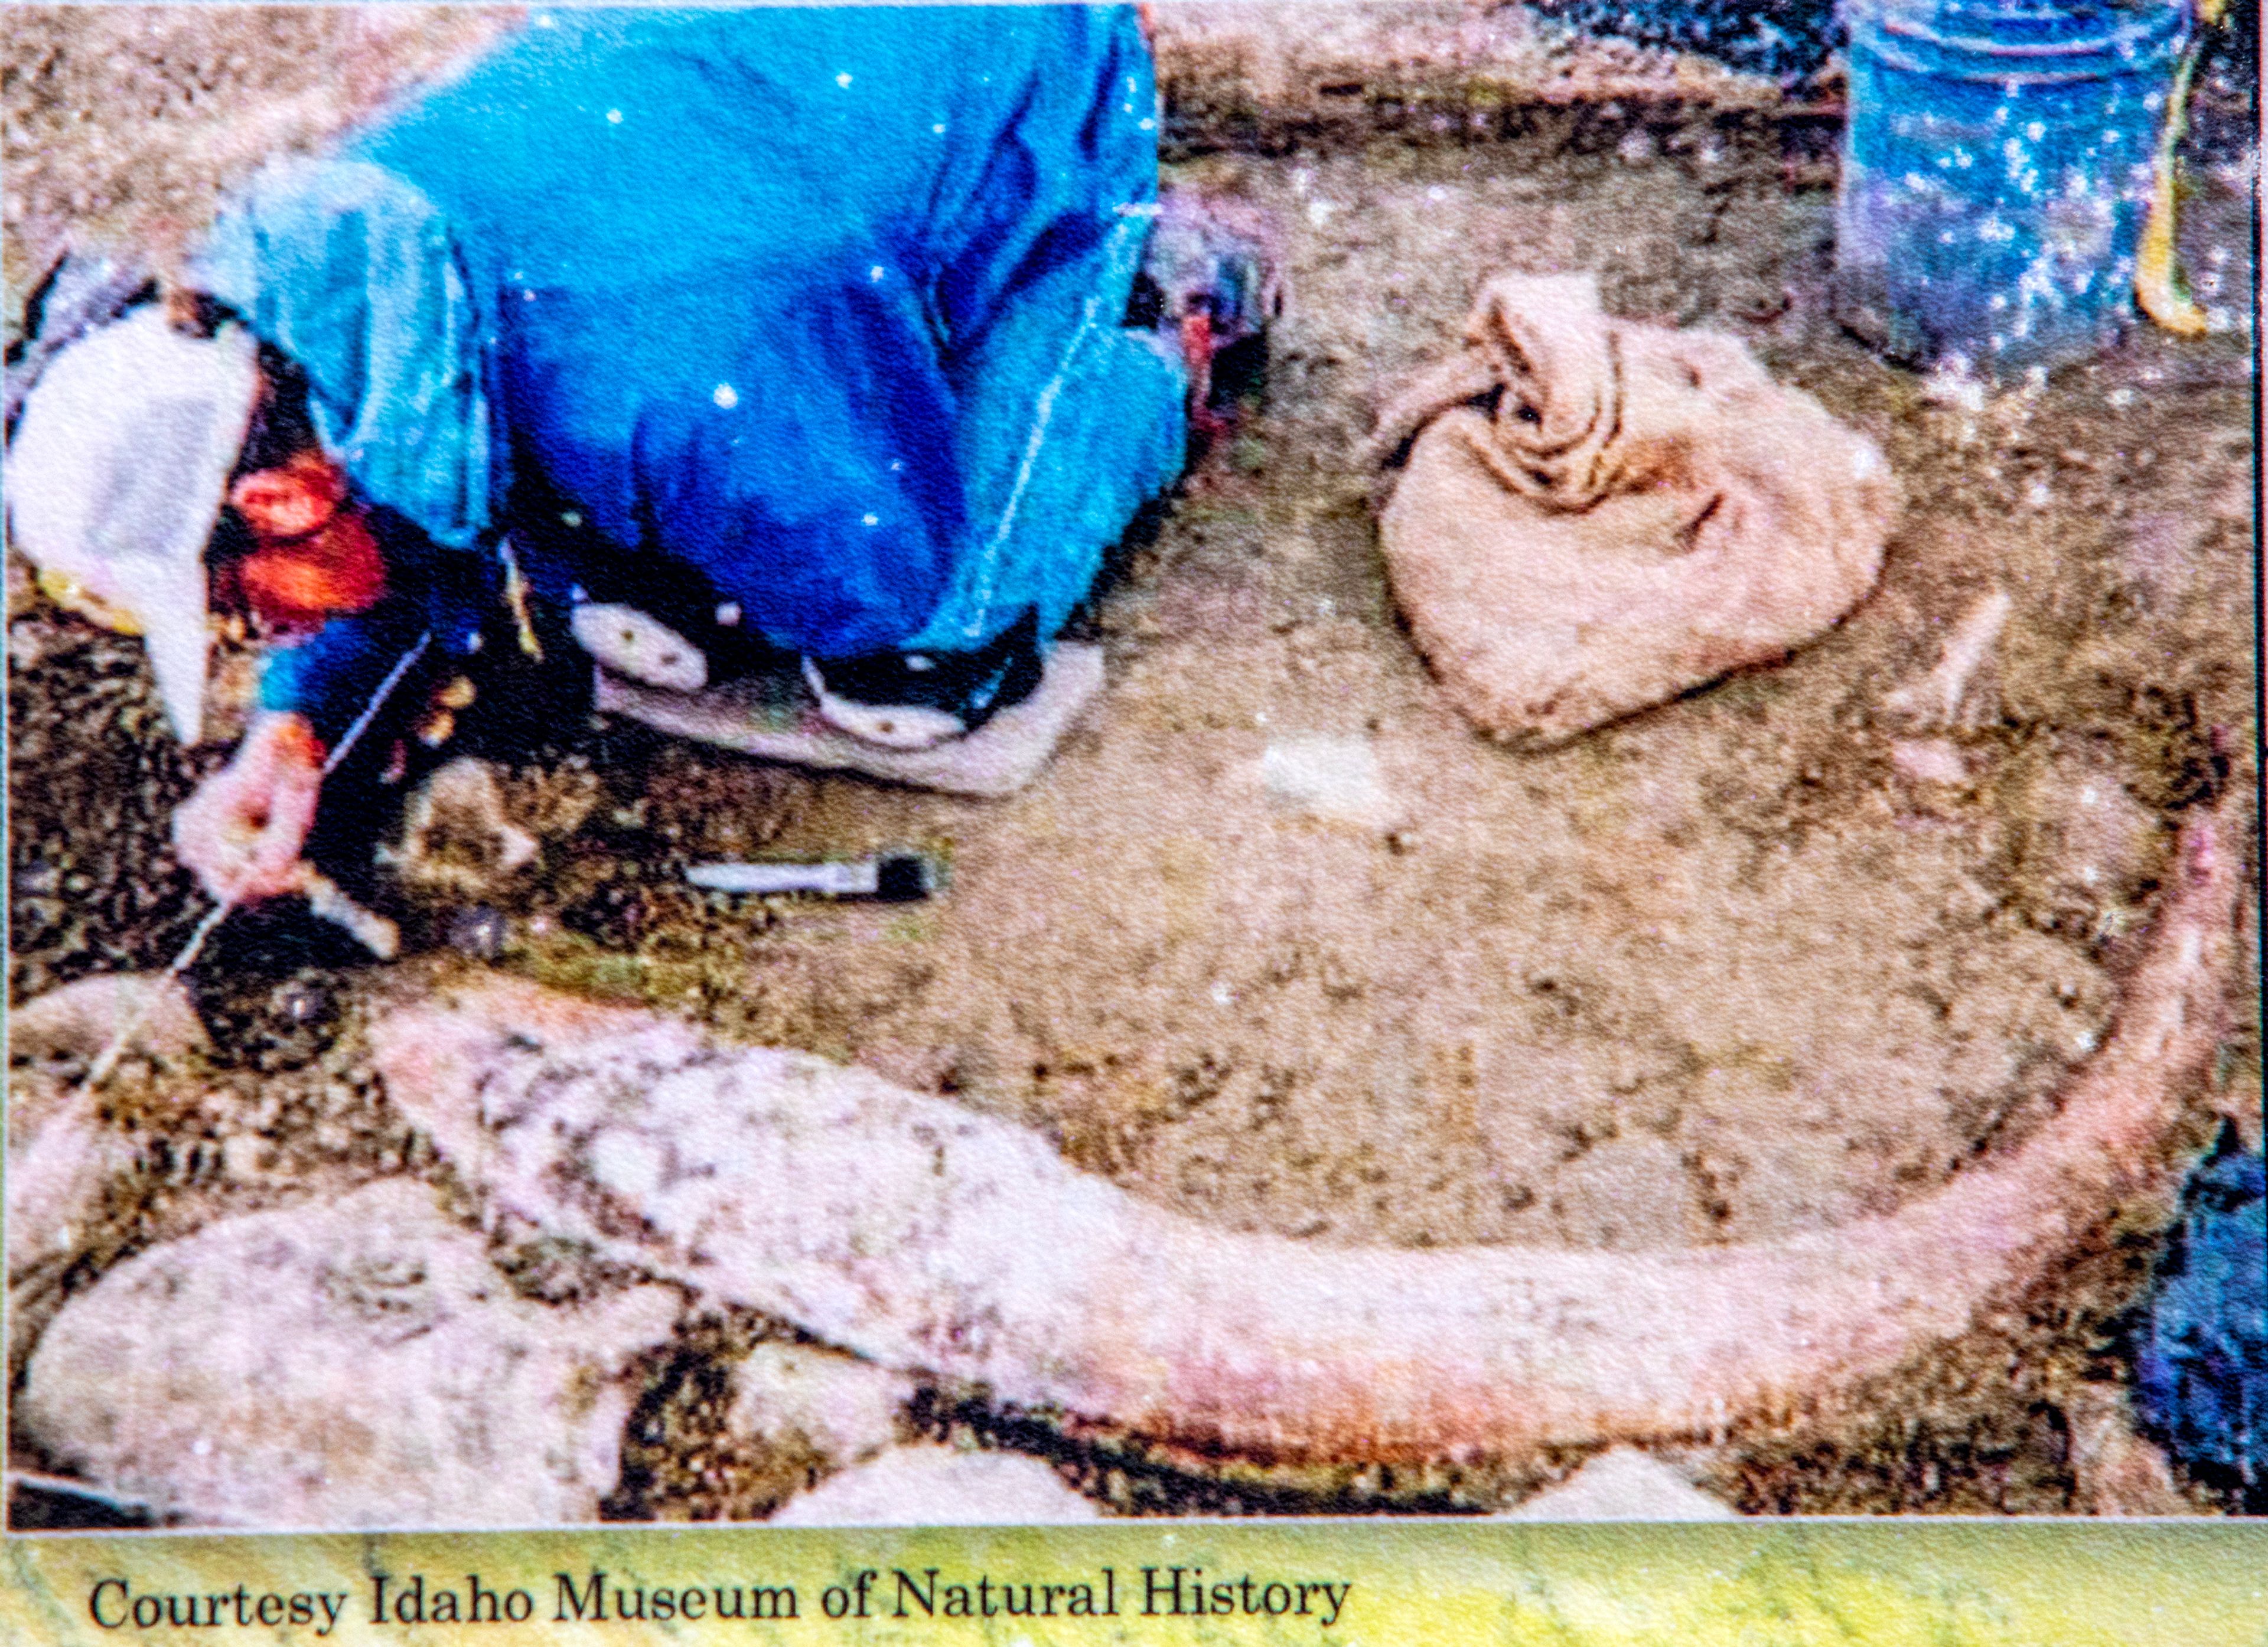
left=2135, top=0, right=2224, bottom=335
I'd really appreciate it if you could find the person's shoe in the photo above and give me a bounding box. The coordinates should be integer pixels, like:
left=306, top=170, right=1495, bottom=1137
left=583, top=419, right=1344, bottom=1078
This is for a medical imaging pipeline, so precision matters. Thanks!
left=801, top=609, right=1044, bottom=751
left=594, top=637, right=1103, bottom=799
left=1128, top=191, right=1283, bottom=433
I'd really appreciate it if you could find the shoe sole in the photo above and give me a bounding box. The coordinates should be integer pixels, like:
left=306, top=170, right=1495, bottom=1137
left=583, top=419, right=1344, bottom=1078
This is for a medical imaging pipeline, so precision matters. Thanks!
left=594, top=644, right=1105, bottom=798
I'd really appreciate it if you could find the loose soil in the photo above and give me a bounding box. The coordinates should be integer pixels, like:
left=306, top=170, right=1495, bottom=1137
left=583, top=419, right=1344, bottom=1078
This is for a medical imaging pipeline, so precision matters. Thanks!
left=513, top=137, right=2254, bottom=1256
left=6, top=5, right=2257, bottom=1519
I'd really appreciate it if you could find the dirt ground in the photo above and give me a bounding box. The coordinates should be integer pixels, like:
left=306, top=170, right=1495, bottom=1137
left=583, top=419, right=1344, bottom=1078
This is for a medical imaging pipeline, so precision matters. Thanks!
left=6, top=6, right=2260, bottom=1519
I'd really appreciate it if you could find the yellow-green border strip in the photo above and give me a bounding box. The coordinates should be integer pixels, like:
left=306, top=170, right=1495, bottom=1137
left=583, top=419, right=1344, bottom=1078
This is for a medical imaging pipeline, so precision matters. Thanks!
left=6, top=1522, right=2267, bottom=1645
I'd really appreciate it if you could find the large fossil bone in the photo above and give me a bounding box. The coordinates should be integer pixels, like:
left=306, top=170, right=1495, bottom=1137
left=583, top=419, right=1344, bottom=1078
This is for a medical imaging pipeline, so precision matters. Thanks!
left=367, top=814, right=2235, bottom=1464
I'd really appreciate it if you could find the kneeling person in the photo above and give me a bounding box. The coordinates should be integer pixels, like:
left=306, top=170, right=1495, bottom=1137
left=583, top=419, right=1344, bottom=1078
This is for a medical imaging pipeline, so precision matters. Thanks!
left=11, top=5, right=1215, bottom=906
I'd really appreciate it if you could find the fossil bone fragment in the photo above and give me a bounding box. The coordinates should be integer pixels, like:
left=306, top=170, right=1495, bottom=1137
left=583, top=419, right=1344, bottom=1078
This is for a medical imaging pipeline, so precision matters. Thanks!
left=1882, top=588, right=2012, bottom=732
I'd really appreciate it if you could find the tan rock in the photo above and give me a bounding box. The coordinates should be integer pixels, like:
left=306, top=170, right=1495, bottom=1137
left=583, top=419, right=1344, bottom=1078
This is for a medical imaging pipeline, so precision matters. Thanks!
left=18, top=1177, right=678, bottom=1528
left=8, top=971, right=206, bottom=1139
left=767, top=1444, right=1099, bottom=1527
left=2065, top=1385, right=2203, bottom=1518
left=1253, top=734, right=1400, bottom=830
left=723, top=1344, right=913, bottom=1471
left=8, top=973, right=210, bottom=1378
left=5, top=1091, right=144, bottom=1386
left=380, top=756, right=540, bottom=901
left=5, top=1086, right=138, bottom=1291
left=1495, top=1447, right=1736, bottom=1519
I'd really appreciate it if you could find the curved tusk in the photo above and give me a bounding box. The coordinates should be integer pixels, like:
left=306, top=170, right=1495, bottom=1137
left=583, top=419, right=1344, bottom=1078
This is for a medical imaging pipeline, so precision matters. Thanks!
left=370, top=812, right=2234, bottom=1463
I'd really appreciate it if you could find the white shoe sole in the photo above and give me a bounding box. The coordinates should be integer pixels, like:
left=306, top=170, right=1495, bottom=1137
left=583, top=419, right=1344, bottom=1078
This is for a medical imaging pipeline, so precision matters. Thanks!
left=592, top=644, right=1104, bottom=798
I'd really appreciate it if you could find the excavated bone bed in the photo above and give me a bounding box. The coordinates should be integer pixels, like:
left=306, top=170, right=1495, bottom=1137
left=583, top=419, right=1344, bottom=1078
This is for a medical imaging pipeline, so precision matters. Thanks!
left=7, top=31, right=2253, bottom=1499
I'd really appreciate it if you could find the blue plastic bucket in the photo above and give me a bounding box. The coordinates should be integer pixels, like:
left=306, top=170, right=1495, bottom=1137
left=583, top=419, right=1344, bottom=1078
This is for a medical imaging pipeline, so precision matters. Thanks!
left=1833, top=0, right=2189, bottom=373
